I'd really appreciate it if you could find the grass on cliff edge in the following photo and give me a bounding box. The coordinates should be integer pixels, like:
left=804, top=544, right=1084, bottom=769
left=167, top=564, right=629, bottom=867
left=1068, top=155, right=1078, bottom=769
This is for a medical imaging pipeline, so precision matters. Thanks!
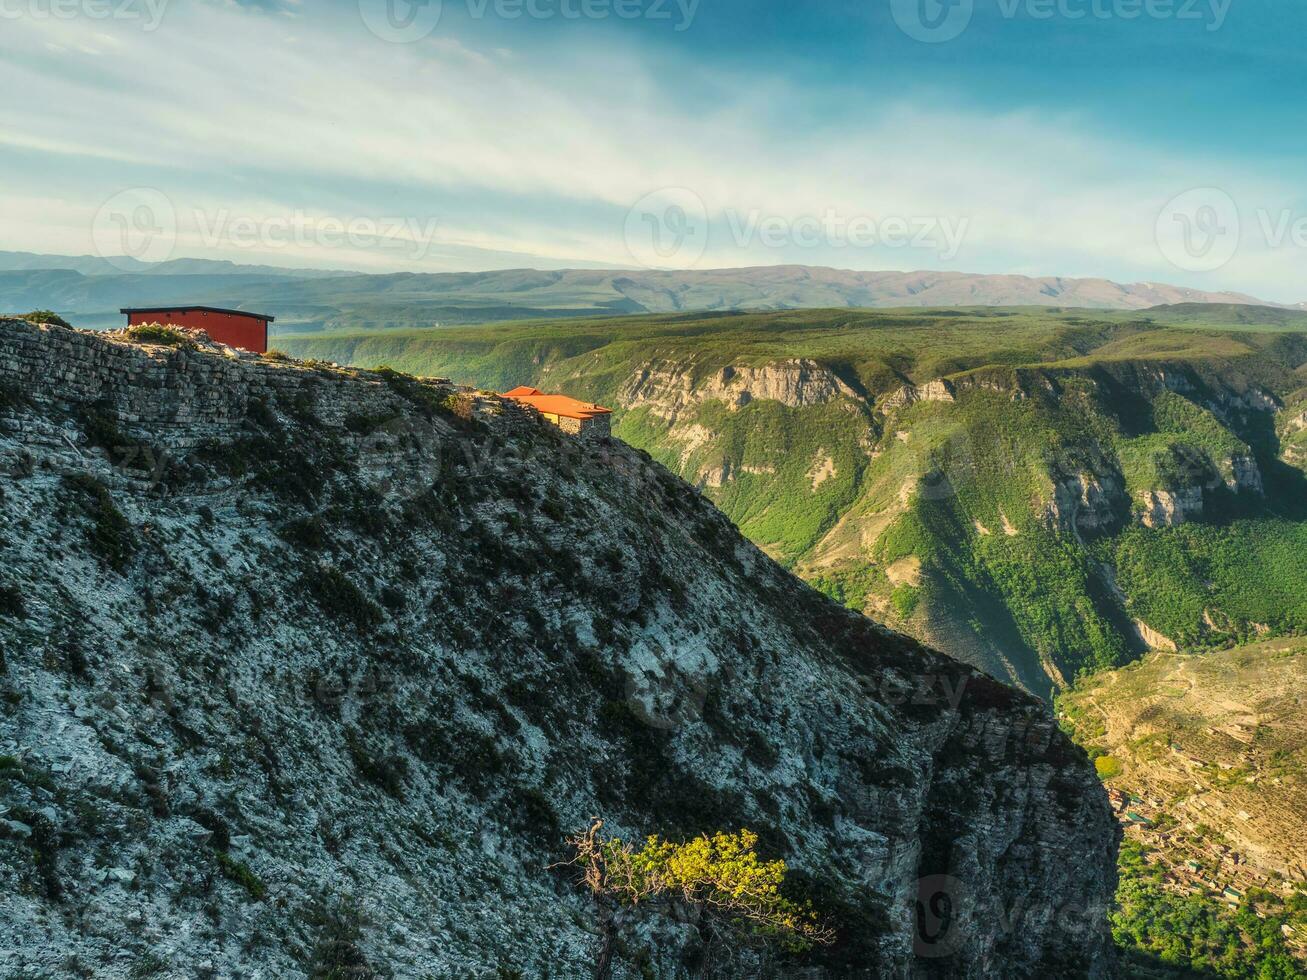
left=273, top=305, right=1307, bottom=400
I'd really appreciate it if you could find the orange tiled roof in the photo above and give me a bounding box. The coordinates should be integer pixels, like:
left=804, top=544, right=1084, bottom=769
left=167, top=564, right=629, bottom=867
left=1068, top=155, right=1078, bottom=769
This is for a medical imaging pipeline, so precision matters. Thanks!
left=503, top=387, right=612, bottom=421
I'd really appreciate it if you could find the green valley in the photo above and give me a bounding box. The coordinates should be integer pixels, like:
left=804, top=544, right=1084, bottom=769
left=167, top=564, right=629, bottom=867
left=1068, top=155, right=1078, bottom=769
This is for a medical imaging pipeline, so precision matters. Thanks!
left=277, top=304, right=1307, bottom=698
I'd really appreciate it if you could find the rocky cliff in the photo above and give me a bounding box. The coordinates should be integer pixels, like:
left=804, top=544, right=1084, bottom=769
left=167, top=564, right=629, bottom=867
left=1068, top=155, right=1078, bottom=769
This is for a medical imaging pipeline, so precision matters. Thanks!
left=0, top=320, right=1117, bottom=978
left=621, top=359, right=859, bottom=422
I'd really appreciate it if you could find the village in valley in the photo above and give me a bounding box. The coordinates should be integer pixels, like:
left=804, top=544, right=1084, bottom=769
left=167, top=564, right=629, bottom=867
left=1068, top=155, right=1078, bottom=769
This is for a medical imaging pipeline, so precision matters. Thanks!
left=1063, top=644, right=1307, bottom=956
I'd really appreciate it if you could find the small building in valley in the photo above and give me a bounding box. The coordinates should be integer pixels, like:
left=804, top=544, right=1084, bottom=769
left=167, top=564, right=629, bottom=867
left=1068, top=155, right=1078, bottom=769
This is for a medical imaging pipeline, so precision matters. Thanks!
left=503, top=386, right=612, bottom=437
left=121, top=306, right=274, bottom=353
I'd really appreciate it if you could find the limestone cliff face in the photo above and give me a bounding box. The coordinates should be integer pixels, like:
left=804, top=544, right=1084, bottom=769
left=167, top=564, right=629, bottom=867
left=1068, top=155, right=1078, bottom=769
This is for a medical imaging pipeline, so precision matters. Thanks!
left=1044, top=472, right=1126, bottom=537
left=1136, top=487, right=1207, bottom=528
left=881, top=379, right=957, bottom=410
left=881, top=374, right=1030, bottom=412
left=1279, top=393, right=1307, bottom=471
left=622, top=358, right=858, bottom=420
left=0, top=320, right=1117, bottom=978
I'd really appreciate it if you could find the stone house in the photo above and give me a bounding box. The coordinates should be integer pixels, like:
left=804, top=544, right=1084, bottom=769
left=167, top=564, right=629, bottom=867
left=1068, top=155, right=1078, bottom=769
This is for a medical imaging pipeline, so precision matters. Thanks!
left=502, top=386, right=612, bottom=437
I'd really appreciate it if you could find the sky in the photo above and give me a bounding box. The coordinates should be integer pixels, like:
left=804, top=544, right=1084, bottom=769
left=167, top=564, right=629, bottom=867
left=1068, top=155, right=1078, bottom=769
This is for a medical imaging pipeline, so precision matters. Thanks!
left=0, top=0, right=1305, bottom=299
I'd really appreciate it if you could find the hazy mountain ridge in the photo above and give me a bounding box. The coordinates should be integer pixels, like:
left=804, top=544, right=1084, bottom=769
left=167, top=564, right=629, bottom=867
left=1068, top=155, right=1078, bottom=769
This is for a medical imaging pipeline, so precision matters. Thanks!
left=0, top=318, right=1117, bottom=978
left=1, top=256, right=1297, bottom=333
left=0, top=250, right=357, bottom=279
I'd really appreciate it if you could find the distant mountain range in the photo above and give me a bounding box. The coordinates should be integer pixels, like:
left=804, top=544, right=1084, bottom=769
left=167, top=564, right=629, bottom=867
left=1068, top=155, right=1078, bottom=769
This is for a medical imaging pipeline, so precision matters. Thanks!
left=0, top=252, right=1300, bottom=331
left=0, top=250, right=357, bottom=279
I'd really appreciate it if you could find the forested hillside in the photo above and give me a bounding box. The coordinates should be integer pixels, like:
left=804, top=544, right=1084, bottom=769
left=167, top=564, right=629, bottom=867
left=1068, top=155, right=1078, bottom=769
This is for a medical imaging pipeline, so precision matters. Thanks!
left=279, top=306, right=1307, bottom=697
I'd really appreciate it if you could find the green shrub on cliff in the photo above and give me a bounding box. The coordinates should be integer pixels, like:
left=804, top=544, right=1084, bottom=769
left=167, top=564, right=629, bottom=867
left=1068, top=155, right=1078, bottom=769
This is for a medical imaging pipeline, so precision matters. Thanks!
left=16, top=310, right=72, bottom=328
left=124, top=324, right=196, bottom=347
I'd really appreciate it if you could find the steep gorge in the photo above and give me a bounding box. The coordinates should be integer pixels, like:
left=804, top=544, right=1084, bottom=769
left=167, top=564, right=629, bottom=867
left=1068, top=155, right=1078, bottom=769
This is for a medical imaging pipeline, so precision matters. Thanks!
left=277, top=308, right=1307, bottom=697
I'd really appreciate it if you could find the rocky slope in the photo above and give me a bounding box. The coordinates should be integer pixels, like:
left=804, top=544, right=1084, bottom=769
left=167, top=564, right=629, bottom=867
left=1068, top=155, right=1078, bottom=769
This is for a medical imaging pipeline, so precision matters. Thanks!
left=0, top=319, right=1117, bottom=978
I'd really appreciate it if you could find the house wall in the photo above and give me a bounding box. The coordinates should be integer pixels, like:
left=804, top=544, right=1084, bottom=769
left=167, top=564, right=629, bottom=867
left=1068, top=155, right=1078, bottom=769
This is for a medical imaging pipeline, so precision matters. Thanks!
left=555, top=415, right=584, bottom=435
left=127, top=310, right=268, bottom=353
left=541, top=413, right=610, bottom=438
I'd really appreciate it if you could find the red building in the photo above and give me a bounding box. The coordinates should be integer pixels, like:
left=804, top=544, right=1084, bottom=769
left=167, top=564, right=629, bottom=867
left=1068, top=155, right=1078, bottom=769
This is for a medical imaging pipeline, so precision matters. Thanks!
left=120, top=306, right=274, bottom=353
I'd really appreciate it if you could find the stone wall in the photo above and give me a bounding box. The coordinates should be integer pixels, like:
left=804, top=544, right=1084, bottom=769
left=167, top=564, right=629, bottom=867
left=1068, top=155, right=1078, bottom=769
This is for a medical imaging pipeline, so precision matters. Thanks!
left=0, top=319, right=475, bottom=453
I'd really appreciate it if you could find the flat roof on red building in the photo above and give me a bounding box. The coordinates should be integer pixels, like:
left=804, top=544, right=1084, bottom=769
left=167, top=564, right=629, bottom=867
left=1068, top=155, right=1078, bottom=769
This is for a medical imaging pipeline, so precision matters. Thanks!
left=120, top=305, right=276, bottom=322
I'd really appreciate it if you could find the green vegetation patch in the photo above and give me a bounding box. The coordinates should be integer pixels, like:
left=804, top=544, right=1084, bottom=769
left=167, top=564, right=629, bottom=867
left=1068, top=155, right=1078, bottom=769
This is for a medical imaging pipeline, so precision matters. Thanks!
left=216, top=851, right=266, bottom=901
left=301, top=565, right=384, bottom=631
left=1108, top=519, right=1307, bottom=648
left=1113, top=842, right=1305, bottom=979
left=15, top=310, right=72, bottom=328
left=62, top=474, right=137, bottom=573
left=124, top=324, right=197, bottom=347
left=619, top=398, right=870, bottom=563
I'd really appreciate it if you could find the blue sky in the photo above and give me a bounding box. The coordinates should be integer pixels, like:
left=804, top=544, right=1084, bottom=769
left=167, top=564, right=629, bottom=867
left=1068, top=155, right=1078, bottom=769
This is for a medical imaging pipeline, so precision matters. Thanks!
left=1, top=0, right=1304, bottom=299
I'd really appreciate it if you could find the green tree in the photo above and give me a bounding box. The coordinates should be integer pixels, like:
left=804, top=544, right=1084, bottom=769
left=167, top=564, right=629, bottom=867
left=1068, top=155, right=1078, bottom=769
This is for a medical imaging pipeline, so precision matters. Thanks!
left=561, top=819, right=832, bottom=979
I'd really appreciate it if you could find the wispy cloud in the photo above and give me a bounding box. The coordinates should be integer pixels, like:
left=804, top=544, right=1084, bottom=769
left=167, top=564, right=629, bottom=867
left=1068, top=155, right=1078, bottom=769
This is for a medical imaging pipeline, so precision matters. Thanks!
left=0, top=1, right=1301, bottom=299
